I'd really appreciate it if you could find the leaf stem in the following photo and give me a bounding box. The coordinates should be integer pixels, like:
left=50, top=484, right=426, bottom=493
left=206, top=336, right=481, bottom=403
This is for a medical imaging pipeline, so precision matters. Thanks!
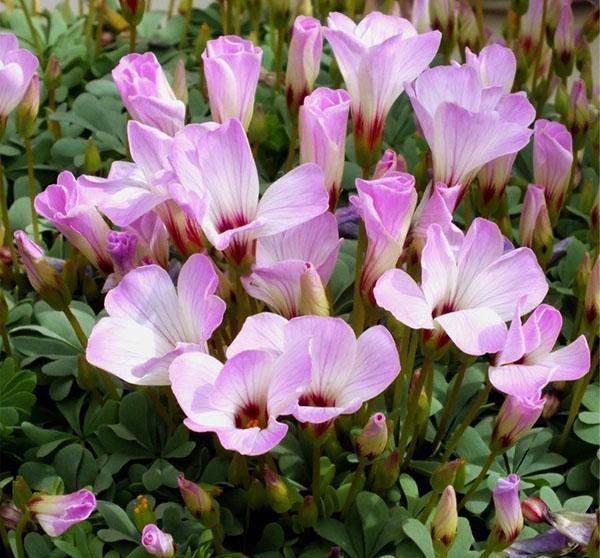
left=312, top=440, right=321, bottom=504
left=0, top=155, right=17, bottom=269
left=351, top=222, right=367, bottom=336
left=458, top=450, right=498, bottom=511
left=340, top=459, right=365, bottom=519
left=23, top=137, right=40, bottom=244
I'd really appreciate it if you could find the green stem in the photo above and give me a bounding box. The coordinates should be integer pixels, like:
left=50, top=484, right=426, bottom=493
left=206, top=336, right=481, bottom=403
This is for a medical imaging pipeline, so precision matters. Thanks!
left=392, top=327, right=418, bottom=415
left=419, top=488, right=439, bottom=523
left=18, top=0, right=44, bottom=65
left=0, top=155, right=17, bottom=269
left=129, top=23, right=137, bottom=53
left=351, top=223, right=367, bottom=336
left=557, top=344, right=598, bottom=450
left=23, top=137, right=40, bottom=244
left=284, top=119, right=298, bottom=172
left=312, top=440, right=321, bottom=503
left=0, top=510, right=9, bottom=554
left=211, top=525, right=224, bottom=555
left=431, top=362, right=468, bottom=451
left=530, top=0, right=548, bottom=96
left=1, top=325, right=12, bottom=358
left=275, top=26, right=285, bottom=94
left=442, top=382, right=492, bottom=462
left=458, top=450, right=498, bottom=511
left=144, top=387, right=176, bottom=432
left=14, top=510, right=28, bottom=558
left=233, top=0, right=240, bottom=35
left=340, top=459, right=365, bottom=519
left=95, top=0, right=105, bottom=56
left=179, top=3, right=192, bottom=49
left=62, top=304, right=88, bottom=348
left=397, top=355, right=433, bottom=468
left=167, top=0, right=175, bottom=18
left=474, top=0, right=485, bottom=47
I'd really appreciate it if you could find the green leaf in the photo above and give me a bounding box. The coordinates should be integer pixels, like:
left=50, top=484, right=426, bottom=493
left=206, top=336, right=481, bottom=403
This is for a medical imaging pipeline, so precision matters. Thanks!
left=96, top=500, right=139, bottom=543
left=402, top=518, right=435, bottom=558
left=315, top=519, right=358, bottom=558
left=0, top=358, right=36, bottom=433
left=356, top=492, right=388, bottom=557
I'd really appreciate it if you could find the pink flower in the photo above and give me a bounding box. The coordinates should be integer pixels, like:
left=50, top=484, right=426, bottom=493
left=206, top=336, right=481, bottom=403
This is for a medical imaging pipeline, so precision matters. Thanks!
left=0, top=33, right=38, bottom=124
left=324, top=12, right=441, bottom=165
left=519, top=0, right=543, bottom=58
left=285, top=16, right=323, bottom=112
left=464, top=43, right=517, bottom=94
left=86, top=254, right=225, bottom=385
left=492, top=394, right=544, bottom=450
left=374, top=218, right=548, bottom=356
left=489, top=303, right=589, bottom=397
left=141, top=524, right=175, bottom=558
left=554, top=0, right=575, bottom=74
left=406, top=64, right=534, bottom=192
left=169, top=343, right=312, bottom=456
left=492, top=474, right=524, bottom=544
left=533, top=119, right=573, bottom=220
left=28, top=489, right=96, bottom=537
left=35, top=171, right=113, bottom=274
left=226, top=314, right=400, bottom=425
left=373, top=149, right=407, bottom=178
left=299, top=87, right=351, bottom=209
left=79, top=121, right=203, bottom=256
left=350, top=172, right=417, bottom=298
left=241, top=213, right=342, bottom=318
left=112, top=52, right=185, bottom=136
left=411, top=0, right=430, bottom=33
left=170, top=118, right=328, bottom=264
left=202, top=36, right=262, bottom=130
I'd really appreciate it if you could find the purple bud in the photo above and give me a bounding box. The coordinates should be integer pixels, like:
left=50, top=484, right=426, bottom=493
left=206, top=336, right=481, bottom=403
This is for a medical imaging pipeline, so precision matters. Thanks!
left=107, top=231, right=138, bottom=276
left=492, top=395, right=544, bottom=450
left=492, top=474, right=523, bottom=545
left=0, top=501, right=22, bottom=530
left=356, top=412, right=388, bottom=460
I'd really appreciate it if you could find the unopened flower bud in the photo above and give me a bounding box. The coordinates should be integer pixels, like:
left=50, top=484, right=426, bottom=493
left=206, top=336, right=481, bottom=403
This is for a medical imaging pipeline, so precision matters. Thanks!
left=83, top=138, right=102, bottom=174
left=519, top=184, right=553, bottom=268
left=584, top=256, right=600, bottom=332
left=264, top=467, right=292, bottom=513
left=457, top=1, right=480, bottom=53
left=132, top=495, right=156, bottom=530
left=247, top=478, right=266, bottom=510
left=356, top=412, right=388, bottom=460
left=16, top=74, right=39, bottom=138
left=521, top=495, right=549, bottom=523
left=568, top=78, right=591, bottom=150
left=172, top=59, right=188, bottom=105
left=14, top=231, right=71, bottom=311
left=178, top=0, right=191, bottom=15
left=298, top=495, right=318, bottom=528
left=28, top=489, right=96, bottom=536
left=492, top=395, right=544, bottom=451
left=119, top=0, right=145, bottom=25
left=141, top=524, right=175, bottom=558
left=12, top=477, right=32, bottom=512
left=542, top=390, right=560, bottom=419
left=194, top=22, right=210, bottom=59
left=431, top=458, right=465, bottom=492
left=582, top=7, right=599, bottom=42
left=373, top=149, right=407, bottom=179
left=491, top=474, right=523, bottom=547
left=430, top=0, right=455, bottom=49
left=299, top=263, right=329, bottom=316
left=371, top=448, right=400, bottom=492
left=431, top=486, right=458, bottom=552
left=0, top=501, right=21, bottom=530
left=228, top=452, right=250, bottom=487
left=176, top=476, right=220, bottom=527
left=553, top=1, right=575, bottom=79
left=44, top=55, right=62, bottom=91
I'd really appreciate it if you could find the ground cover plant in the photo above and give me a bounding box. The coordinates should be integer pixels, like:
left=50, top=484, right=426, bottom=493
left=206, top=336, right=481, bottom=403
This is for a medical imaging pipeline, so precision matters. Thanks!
left=0, top=0, right=598, bottom=555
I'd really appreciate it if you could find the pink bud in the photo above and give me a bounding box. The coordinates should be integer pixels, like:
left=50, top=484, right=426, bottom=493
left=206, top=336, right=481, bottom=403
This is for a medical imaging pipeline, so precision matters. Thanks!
left=521, top=496, right=550, bottom=524
left=373, top=149, right=407, bottom=179
left=356, top=412, right=388, bottom=459
left=492, top=394, right=544, bottom=451
left=141, top=524, right=175, bottom=557
left=285, top=16, right=323, bottom=113
left=492, top=474, right=523, bottom=544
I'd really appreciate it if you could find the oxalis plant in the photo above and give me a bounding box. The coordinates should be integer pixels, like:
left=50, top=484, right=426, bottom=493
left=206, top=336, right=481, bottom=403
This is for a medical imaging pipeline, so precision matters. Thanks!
left=0, top=0, right=598, bottom=556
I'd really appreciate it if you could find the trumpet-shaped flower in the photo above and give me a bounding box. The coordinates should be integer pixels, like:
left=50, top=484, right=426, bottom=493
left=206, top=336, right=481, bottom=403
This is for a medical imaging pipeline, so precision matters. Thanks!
left=350, top=172, right=417, bottom=297
left=170, top=118, right=328, bottom=264
left=0, top=33, right=38, bottom=128
left=202, top=36, right=262, bottom=130
left=492, top=394, right=544, bottom=450
left=285, top=16, right=323, bottom=112
left=169, top=344, right=312, bottom=456
left=141, top=524, right=175, bottom=558
left=241, top=213, right=342, bottom=318
left=299, top=87, right=351, bottom=209
left=406, top=64, right=533, bottom=191
left=87, top=254, right=225, bottom=385
left=79, top=121, right=203, bottom=255
left=519, top=184, right=553, bottom=263
left=374, top=218, right=548, bottom=356
left=324, top=11, right=441, bottom=164
left=35, top=171, right=114, bottom=273
left=489, top=303, right=589, bottom=397
left=28, top=489, right=96, bottom=537
left=112, top=52, right=185, bottom=136
left=226, top=314, right=400, bottom=425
